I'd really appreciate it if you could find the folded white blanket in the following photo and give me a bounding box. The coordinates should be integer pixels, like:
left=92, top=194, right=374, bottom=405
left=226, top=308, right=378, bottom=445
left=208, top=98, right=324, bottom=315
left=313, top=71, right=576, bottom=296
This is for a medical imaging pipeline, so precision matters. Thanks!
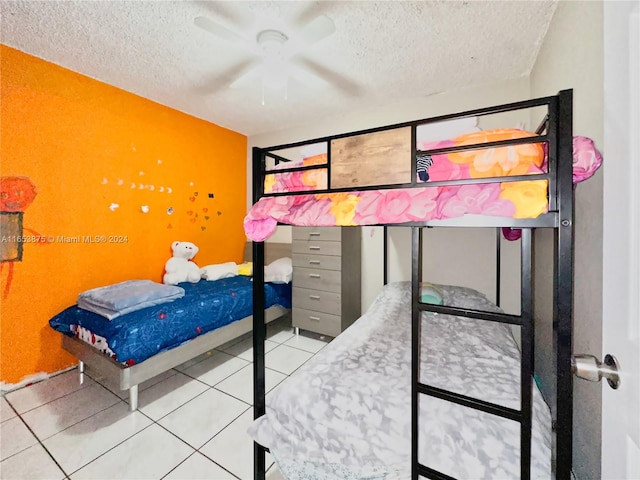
left=77, top=280, right=185, bottom=320
left=200, top=262, right=238, bottom=281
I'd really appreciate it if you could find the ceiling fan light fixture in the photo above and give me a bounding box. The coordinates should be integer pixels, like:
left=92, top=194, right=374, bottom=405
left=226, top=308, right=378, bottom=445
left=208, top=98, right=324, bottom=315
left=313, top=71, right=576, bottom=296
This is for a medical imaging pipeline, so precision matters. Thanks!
left=257, top=29, right=290, bottom=94
left=257, top=29, right=288, bottom=59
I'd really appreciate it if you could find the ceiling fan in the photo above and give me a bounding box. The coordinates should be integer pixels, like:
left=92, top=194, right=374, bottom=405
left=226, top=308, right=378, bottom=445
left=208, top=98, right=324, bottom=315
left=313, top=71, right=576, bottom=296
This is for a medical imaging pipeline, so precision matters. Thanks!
left=193, top=11, right=360, bottom=99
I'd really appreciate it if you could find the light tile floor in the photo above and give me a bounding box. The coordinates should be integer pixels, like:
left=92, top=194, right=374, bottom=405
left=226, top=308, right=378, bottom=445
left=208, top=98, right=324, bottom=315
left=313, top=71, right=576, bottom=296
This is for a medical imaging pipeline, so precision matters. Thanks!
left=0, top=318, right=330, bottom=480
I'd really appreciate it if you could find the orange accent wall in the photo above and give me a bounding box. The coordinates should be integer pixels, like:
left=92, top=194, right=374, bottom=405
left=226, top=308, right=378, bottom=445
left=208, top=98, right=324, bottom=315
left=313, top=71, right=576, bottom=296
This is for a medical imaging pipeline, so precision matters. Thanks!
left=0, top=45, right=247, bottom=385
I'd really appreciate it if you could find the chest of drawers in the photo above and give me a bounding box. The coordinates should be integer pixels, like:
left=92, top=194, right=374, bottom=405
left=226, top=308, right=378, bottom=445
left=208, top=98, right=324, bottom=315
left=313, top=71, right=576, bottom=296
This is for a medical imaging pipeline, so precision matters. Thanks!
left=292, top=227, right=361, bottom=337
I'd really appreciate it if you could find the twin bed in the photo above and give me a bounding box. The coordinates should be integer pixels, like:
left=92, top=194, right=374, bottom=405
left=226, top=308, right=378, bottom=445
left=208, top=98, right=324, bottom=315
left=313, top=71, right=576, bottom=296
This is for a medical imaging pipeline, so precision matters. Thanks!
left=247, top=91, right=601, bottom=479
left=49, top=243, right=292, bottom=410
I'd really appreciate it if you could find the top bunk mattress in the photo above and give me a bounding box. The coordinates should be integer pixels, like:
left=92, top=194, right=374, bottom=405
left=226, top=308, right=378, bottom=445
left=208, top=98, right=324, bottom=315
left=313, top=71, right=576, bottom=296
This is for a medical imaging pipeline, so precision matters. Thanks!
left=249, top=282, right=551, bottom=479
left=245, top=129, right=601, bottom=241
left=49, top=276, right=291, bottom=366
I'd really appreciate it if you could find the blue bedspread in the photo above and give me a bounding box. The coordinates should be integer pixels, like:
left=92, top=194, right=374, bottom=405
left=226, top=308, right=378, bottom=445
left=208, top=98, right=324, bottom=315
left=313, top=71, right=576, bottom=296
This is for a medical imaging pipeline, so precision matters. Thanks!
left=49, top=277, right=291, bottom=366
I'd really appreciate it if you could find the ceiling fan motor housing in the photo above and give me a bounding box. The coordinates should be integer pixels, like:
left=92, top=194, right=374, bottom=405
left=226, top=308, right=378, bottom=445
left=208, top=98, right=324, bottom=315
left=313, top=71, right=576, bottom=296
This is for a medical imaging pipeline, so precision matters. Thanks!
left=257, top=30, right=288, bottom=59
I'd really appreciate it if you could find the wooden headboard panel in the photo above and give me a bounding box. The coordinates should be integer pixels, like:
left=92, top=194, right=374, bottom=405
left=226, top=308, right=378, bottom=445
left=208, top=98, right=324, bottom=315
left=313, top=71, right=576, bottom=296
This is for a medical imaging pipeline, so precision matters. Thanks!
left=243, top=242, right=291, bottom=264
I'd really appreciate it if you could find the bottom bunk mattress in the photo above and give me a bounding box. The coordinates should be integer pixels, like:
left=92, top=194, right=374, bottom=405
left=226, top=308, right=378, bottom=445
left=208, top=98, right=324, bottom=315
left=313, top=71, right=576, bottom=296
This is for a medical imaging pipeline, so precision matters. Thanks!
left=49, top=276, right=291, bottom=366
left=249, top=282, right=551, bottom=479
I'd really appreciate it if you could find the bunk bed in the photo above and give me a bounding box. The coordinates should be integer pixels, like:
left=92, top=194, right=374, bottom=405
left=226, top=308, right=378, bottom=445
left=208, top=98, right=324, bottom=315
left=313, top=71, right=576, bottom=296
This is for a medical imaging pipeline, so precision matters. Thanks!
left=246, top=90, right=602, bottom=479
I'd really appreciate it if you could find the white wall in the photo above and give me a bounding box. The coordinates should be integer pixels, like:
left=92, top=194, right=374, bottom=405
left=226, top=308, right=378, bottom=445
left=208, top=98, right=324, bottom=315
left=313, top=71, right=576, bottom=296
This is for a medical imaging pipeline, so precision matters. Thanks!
left=386, top=226, right=521, bottom=314
left=529, top=2, right=604, bottom=479
left=248, top=77, right=531, bottom=312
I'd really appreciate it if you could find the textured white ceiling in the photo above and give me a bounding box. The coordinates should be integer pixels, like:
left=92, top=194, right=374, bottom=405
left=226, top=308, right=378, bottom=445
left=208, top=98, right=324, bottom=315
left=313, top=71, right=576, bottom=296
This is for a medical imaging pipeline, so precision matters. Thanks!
left=0, top=1, right=558, bottom=136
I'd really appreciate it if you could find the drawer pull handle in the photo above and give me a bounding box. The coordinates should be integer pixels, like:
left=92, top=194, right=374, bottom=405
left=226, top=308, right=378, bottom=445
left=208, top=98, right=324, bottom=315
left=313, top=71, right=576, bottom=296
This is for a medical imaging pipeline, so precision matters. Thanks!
left=309, top=295, right=321, bottom=300
left=309, top=260, right=321, bottom=265
left=309, top=246, right=321, bottom=251
left=309, top=274, right=321, bottom=278
left=309, top=232, right=321, bottom=236
left=309, top=316, right=321, bottom=321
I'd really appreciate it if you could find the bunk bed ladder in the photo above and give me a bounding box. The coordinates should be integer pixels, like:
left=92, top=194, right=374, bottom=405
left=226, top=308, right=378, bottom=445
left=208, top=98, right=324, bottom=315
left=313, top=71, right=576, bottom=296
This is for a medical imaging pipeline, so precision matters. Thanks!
left=412, top=227, right=535, bottom=480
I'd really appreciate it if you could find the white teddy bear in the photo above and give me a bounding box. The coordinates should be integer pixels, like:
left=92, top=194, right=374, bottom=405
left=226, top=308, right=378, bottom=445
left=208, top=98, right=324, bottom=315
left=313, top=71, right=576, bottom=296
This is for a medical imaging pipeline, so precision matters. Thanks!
left=163, top=241, right=201, bottom=285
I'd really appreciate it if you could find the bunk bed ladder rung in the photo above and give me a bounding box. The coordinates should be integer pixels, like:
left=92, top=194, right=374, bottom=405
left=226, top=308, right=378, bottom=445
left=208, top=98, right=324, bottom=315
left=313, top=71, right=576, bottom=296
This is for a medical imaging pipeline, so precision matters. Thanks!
left=418, top=383, right=522, bottom=422
left=417, top=463, right=458, bottom=480
left=418, top=303, right=522, bottom=326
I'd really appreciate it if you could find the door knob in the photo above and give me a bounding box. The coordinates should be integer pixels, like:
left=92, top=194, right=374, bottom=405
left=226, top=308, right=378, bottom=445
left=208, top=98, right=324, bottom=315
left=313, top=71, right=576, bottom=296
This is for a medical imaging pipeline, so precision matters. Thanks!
left=571, top=354, right=621, bottom=389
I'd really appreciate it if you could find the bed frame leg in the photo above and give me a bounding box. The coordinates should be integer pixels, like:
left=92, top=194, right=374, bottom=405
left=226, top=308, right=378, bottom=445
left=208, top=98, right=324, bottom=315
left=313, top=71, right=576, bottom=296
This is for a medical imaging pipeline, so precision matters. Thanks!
left=78, top=360, right=84, bottom=385
left=294, top=327, right=300, bottom=336
left=129, top=385, right=138, bottom=411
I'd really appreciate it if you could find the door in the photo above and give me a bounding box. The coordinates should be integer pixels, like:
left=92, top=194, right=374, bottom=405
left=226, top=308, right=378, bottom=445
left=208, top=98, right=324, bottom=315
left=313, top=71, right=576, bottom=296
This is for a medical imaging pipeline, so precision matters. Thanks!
left=602, top=1, right=640, bottom=478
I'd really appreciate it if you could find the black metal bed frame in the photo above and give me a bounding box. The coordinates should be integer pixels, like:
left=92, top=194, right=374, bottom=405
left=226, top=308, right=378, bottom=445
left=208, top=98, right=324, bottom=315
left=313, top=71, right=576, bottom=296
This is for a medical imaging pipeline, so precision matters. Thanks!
left=251, top=90, right=574, bottom=480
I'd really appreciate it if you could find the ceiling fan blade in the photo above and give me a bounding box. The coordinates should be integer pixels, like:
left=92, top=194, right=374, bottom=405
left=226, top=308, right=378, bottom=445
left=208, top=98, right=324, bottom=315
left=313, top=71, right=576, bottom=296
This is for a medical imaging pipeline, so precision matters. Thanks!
left=294, top=57, right=362, bottom=96
left=194, top=16, right=246, bottom=44
left=193, top=59, right=260, bottom=95
left=289, top=1, right=333, bottom=28
left=192, top=1, right=254, bottom=31
left=289, top=63, right=327, bottom=89
left=228, top=62, right=263, bottom=90
left=298, top=15, right=336, bottom=46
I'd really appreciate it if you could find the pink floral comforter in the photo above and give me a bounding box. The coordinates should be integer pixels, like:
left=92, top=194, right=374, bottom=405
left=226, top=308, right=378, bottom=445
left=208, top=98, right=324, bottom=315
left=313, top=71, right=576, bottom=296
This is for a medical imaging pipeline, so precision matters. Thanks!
left=245, top=130, right=601, bottom=241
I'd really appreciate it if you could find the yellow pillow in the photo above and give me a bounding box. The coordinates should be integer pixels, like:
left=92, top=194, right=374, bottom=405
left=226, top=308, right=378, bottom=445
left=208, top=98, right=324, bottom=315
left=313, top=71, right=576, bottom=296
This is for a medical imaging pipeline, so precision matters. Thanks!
left=237, top=262, right=253, bottom=276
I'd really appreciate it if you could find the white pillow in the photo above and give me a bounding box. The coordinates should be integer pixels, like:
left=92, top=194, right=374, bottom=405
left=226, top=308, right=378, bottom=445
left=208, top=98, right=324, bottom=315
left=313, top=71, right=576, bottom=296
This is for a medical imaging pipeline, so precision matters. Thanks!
left=200, top=262, right=238, bottom=281
left=264, top=257, right=293, bottom=284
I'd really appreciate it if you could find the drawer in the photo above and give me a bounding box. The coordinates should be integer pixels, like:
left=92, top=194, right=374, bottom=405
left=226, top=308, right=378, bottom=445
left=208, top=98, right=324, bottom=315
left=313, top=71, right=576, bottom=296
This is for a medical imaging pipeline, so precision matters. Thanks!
left=293, top=227, right=342, bottom=242
left=292, top=239, right=342, bottom=256
left=293, top=308, right=341, bottom=337
left=292, top=287, right=341, bottom=316
left=293, top=253, right=342, bottom=271
left=293, top=267, right=341, bottom=293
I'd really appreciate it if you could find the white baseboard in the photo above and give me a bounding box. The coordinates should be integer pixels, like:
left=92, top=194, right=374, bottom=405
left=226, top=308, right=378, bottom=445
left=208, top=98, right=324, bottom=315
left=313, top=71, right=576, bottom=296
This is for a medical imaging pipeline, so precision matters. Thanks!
left=0, top=366, right=76, bottom=393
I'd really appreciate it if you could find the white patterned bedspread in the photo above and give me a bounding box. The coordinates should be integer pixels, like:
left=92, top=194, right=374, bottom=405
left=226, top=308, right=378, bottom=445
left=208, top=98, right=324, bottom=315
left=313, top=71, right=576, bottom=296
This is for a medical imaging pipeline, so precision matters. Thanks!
left=249, top=282, right=552, bottom=479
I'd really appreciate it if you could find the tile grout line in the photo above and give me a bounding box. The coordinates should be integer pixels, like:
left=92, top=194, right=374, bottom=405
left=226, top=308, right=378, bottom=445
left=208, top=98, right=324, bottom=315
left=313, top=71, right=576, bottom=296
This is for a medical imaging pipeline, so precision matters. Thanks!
left=150, top=407, right=265, bottom=480
left=64, top=423, right=157, bottom=478
left=86, top=370, right=143, bottom=400
left=2, top=394, right=124, bottom=465
left=155, top=407, right=247, bottom=480
left=209, top=366, right=289, bottom=407
left=173, top=345, right=230, bottom=371
left=246, top=339, right=328, bottom=358
left=150, top=383, right=254, bottom=432
left=30, top=394, right=124, bottom=444
left=4, top=371, right=94, bottom=417
left=280, top=345, right=327, bottom=355
left=4, top=410, right=70, bottom=479
left=273, top=357, right=315, bottom=378
left=142, top=372, right=279, bottom=478
left=143, top=386, right=213, bottom=423
left=178, top=360, right=251, bottom=390
left=6, top=374, right=155, bottom=473
left=210, top=386, right=252, bottom=407
left=0, top=395, right=20, bottom=423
